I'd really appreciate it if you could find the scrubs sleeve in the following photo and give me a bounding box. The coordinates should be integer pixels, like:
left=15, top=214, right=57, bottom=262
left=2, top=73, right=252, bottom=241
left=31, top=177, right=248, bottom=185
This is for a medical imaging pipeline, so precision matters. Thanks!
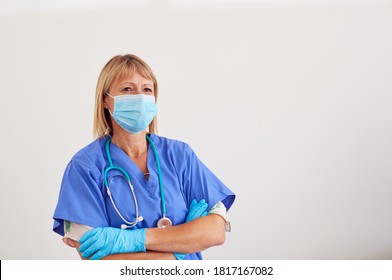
left=182, top=145, right=235, bottom=212
left=52, top=160, right=108, bottom=236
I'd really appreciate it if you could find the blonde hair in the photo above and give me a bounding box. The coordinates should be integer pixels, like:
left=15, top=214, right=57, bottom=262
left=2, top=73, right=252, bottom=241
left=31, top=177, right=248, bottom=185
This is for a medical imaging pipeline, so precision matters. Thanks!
left=93, top=54, right=158, bottom=138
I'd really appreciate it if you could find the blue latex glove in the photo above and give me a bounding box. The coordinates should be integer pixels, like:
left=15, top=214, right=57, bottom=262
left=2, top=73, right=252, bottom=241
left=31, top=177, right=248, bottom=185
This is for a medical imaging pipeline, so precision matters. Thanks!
left=78, top=227, right=146, bottom=260
left=185, top=199, right=209, bottom=222
left=174, top=199, right=209, bottom=260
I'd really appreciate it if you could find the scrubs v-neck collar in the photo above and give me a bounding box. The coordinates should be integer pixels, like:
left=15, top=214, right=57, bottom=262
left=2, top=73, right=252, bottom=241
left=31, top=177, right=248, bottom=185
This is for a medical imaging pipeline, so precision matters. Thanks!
left=107, top=135, right=158, bottom=189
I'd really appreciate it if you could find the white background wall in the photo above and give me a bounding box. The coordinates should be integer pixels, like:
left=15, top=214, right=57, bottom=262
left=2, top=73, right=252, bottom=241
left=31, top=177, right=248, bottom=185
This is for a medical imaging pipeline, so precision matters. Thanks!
left=0, top=0, right=391, bottom=259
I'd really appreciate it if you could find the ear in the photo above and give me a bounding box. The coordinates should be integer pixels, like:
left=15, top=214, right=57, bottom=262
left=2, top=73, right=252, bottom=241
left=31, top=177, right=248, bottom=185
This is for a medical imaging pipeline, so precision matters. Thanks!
left=103, top=95, right=109, bottom=109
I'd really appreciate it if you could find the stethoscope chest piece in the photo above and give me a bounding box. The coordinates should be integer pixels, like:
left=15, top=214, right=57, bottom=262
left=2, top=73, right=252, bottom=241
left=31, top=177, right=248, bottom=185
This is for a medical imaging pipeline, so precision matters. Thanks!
left=157, top=217, right=172, bottom=228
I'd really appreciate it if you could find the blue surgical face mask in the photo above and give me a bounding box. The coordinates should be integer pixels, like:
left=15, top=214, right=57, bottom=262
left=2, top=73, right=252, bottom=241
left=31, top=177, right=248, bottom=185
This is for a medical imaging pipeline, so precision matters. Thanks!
left=106, top=93, right=157, bottom=134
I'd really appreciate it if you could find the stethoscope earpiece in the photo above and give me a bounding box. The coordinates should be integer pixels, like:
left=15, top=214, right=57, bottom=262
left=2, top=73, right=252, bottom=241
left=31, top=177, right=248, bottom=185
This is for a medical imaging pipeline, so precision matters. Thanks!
left=121, top=216, right=144, bottom=229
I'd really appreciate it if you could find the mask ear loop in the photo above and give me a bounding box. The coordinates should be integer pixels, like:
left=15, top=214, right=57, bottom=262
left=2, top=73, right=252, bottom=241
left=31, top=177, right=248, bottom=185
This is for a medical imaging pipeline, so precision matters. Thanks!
left=105, top=92, right=114, bottom=116
left=106, top=92, right=115, bottom=99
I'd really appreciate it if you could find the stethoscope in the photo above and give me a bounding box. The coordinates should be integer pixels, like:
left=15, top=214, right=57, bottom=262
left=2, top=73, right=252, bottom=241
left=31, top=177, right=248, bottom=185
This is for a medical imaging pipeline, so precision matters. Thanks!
left=104, top=135, right=172, bottom=229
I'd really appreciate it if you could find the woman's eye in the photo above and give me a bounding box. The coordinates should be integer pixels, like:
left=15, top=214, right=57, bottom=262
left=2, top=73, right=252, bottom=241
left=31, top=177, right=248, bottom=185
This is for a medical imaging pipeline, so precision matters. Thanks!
left=123, top=87, right=133, bottom=92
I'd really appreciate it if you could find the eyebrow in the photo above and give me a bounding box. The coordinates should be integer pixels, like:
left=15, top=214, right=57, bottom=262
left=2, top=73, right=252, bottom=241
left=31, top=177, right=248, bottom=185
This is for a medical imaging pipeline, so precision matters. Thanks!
left=119, top=82, right=153, bottom=87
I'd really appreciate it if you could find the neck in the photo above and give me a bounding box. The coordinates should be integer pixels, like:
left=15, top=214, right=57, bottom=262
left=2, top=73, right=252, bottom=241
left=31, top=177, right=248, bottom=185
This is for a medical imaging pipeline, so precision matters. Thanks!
left=111, top=130, right=147, bottom=159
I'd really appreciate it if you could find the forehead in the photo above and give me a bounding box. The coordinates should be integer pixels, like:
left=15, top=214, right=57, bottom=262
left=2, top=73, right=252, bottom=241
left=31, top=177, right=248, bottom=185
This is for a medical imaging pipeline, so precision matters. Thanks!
left=114, top=66, right=153, bottom=86
left=118, top=71, right=153, bottom=85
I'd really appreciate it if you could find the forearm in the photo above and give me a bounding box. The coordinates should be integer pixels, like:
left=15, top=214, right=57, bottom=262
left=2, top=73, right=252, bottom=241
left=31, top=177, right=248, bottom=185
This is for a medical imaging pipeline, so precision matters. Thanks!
left=74, top=241, right=175, bottom=260
left=146, top=214, right=226, bottom=254
left=101, top=251, right=176, bottom=260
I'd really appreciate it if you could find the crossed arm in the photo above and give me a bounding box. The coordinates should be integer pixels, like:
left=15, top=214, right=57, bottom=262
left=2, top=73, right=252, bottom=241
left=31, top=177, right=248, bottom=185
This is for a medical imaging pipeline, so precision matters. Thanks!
left=73, top=214, right=226, bottom=260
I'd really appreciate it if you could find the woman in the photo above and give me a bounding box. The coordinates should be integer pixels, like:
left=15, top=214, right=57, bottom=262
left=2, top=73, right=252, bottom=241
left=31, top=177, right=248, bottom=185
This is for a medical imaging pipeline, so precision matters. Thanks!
left=52, top=54, right=235, bottom=260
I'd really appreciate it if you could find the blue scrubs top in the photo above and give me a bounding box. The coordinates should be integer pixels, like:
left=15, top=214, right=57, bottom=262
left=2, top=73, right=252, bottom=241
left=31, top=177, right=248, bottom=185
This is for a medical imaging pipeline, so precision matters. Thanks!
left=53, top=134, right=235, bottom=260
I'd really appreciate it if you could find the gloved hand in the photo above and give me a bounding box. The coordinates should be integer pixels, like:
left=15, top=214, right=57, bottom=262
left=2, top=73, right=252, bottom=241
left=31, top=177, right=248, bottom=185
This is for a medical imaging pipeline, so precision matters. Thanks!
left=185, top=199, right=209, bottom=222
left=78, top=227, right=146, bottom=260
left=174, top=199, right=209, bottom=260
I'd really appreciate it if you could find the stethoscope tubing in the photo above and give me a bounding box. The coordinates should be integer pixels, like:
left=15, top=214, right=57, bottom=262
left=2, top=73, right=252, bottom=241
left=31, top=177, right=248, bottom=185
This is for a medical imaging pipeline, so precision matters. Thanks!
left=106, top=179, right=140, bottom=227
left=104, top=135, right=167, bottom=226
